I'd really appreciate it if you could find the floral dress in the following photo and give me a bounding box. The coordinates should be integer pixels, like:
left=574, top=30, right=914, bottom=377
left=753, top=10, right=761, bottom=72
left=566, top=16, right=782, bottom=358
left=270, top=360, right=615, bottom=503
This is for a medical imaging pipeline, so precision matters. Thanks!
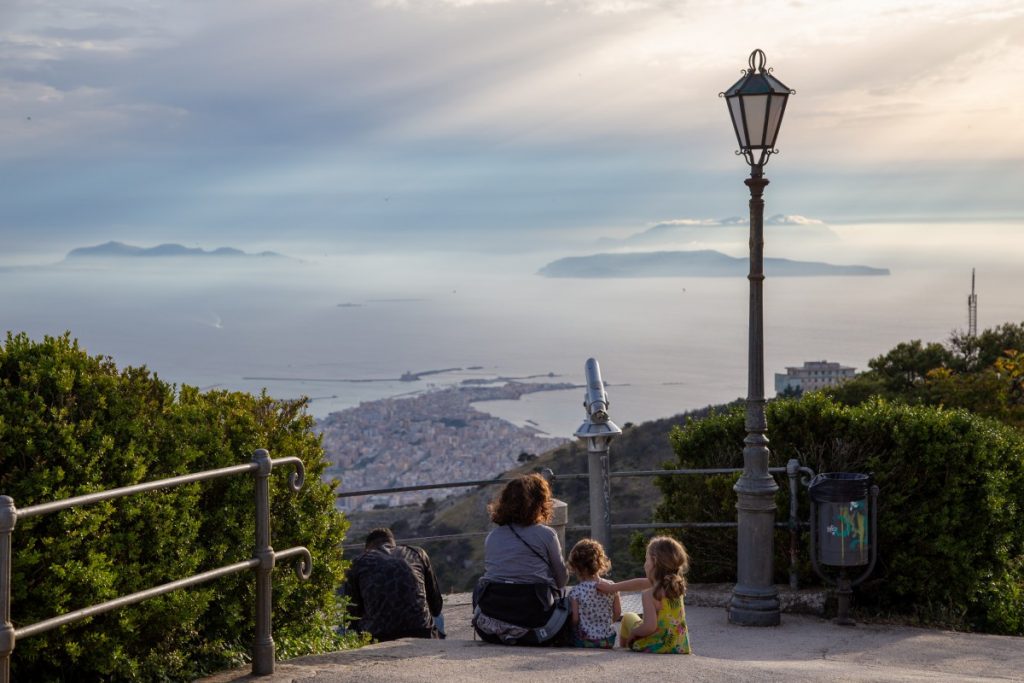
left=568, top=580, right=617, bottom=648
left=630, top=595, right=690, bottom=654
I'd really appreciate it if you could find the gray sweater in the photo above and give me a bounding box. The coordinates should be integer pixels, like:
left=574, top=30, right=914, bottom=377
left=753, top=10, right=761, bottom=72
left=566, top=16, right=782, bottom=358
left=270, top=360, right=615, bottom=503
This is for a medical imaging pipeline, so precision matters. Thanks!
left=482, top=523, right=568, bottom=588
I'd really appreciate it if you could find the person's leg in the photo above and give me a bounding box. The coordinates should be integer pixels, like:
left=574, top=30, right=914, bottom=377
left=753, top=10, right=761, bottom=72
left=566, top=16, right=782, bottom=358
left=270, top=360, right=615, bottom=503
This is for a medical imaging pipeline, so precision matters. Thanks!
left=434, top=612, right=446, bottom=639
left=619, top=612, right=642, bottom=648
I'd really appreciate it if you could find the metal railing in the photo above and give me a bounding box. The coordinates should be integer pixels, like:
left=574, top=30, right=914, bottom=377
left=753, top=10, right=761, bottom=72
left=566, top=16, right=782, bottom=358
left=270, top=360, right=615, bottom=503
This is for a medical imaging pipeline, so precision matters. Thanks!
left=338, top=459, right=816, bottom=589
left=0, top=449, right=312, bottom=682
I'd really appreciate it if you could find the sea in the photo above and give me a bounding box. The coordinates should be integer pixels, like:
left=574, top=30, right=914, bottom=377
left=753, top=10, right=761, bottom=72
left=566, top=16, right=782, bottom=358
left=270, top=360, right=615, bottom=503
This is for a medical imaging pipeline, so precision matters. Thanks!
left=3, top=220, right=1022, bottom=439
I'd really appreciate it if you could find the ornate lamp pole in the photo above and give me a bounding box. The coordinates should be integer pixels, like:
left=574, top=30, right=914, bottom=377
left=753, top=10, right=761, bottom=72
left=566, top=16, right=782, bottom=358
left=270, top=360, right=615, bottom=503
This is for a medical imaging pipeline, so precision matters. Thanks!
left=720, top=49, right=794, bottom=627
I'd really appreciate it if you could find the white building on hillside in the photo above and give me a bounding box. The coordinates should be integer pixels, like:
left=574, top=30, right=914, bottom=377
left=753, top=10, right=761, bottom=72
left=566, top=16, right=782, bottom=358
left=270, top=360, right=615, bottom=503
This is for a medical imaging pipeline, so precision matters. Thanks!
left=775, top=360, right=856, bottom=395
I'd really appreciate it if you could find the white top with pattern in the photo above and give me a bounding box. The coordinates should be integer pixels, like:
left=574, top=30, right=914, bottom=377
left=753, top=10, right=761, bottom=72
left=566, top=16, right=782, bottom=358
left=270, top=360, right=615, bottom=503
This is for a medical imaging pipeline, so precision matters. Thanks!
left=568, top=580, right=616, bottom=640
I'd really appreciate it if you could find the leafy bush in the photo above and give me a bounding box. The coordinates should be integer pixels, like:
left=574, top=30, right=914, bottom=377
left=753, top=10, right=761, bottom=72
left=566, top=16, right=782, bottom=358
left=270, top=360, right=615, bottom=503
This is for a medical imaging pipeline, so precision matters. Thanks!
left=0, top=332, right=353, bottom=681
left=655, top=393, right=1024, bottom=634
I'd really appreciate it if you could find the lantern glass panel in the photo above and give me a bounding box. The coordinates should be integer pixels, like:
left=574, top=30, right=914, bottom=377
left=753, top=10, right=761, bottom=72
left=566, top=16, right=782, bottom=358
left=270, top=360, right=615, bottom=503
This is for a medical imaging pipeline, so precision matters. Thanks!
left=741, top=94, right=768, bottom=148
left=765, top=95, right=786, bottom=147
left=728, top=97, right=747, bottom=147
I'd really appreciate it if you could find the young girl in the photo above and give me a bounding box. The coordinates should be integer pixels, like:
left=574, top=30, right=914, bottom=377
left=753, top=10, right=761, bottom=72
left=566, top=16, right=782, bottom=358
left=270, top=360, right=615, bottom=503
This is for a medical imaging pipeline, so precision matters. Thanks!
left=566, top=538, right=621, bottom=648
left=598, top=535, right=691, bottom=654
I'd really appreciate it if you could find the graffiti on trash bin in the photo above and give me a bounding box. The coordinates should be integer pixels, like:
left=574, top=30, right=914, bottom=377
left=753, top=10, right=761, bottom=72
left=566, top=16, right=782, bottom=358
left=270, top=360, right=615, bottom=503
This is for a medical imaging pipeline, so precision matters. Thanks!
left=825, top=499, right=868, bottom=552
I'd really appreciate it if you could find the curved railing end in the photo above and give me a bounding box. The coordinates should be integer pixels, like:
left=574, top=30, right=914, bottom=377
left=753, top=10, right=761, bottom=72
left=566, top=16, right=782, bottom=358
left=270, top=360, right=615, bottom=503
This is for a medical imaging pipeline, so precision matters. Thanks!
left=276, top=546, right=313, bottom=581
left=271, top=456, right=306, bottom=492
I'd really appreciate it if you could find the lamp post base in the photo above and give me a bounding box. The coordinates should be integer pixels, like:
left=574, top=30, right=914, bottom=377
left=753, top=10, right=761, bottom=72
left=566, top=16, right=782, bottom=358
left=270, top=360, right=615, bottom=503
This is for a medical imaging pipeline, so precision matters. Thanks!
left=728, top=584, right=781, bottom=626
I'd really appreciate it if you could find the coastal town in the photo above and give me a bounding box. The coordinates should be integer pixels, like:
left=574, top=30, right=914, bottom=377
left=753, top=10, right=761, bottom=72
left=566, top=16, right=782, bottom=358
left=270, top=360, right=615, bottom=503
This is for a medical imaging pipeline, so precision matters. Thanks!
left=318, top=382, right=575, bottom=510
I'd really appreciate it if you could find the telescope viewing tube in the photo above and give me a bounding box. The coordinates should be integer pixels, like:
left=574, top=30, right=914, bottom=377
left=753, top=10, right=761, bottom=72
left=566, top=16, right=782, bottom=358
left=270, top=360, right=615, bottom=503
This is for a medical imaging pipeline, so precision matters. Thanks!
left=574, top=358, right=622, bottom=550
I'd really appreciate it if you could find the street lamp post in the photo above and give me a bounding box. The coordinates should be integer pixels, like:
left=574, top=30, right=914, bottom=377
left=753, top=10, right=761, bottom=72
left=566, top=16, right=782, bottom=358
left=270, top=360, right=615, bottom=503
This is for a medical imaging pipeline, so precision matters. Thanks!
left=720, top=49, right=794, bottom=627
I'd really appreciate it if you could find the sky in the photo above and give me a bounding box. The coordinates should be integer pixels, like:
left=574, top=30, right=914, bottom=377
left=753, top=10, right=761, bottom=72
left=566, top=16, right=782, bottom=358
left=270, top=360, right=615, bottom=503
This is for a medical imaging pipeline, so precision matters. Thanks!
left=2, top=0, right=1023, bottom=261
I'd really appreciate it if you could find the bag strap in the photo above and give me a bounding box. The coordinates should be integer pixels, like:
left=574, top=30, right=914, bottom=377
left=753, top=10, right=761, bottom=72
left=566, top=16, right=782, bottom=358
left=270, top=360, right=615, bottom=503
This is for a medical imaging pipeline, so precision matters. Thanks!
left=532, top=598, right=569, bottom=643
left=506, top=524, right=553, bottom=572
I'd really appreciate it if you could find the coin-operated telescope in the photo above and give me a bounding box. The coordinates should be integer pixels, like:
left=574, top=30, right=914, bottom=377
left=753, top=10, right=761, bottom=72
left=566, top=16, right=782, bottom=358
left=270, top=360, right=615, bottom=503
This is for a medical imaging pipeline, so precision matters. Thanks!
left=574, top=358, right=622, bottom=549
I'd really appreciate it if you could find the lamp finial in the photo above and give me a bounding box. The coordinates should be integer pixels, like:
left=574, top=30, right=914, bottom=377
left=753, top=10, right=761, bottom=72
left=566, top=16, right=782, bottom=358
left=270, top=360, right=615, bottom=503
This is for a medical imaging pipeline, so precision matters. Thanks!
left=748, top=49, right=767, bottom=74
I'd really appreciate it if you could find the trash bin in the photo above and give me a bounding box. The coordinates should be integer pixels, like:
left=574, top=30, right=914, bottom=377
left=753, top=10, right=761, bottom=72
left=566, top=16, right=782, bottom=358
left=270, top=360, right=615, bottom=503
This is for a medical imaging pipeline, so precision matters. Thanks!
left=809, top=472, right=871, bottom=567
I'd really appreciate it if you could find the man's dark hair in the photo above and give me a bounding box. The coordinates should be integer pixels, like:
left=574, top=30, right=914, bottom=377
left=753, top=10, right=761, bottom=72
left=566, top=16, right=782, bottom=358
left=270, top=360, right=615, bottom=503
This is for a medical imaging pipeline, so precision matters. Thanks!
left=365, top=527, right=396, bottom=550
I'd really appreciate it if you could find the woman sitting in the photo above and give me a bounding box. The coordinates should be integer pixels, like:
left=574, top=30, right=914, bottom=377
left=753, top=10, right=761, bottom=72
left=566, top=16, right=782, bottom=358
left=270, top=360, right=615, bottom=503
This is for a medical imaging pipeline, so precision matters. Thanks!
left=472, top=473, right=569, bottom=645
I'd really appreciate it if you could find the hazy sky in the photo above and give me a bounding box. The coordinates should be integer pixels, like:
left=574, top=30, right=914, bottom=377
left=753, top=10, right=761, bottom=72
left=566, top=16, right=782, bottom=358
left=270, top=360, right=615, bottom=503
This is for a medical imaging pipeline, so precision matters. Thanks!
left=2, top=0, right=1022, bottom=260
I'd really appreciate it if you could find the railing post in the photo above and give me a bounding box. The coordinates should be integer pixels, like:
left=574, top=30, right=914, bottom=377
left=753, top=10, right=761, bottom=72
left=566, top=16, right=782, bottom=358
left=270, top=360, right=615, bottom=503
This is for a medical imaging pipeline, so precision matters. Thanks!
left=549, top=499, right=568, bottom=556
left=786, top=459, right=800, bottom=590
left=0, top=496, right=16, bottom=683
left=252, top=449, right=276, bottom=676
left=587, top=447, right=612, bottom=551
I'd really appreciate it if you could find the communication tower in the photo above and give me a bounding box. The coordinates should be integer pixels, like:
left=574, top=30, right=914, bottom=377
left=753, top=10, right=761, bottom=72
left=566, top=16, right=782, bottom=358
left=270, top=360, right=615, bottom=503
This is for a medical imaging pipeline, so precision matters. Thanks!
left=968, top=268, right=978, bottom=338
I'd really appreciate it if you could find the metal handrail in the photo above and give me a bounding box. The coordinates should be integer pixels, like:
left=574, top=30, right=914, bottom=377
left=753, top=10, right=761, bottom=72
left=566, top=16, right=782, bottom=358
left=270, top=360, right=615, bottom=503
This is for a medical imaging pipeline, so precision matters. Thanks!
left=338, top=461, right=816, bottom=588
left=0, top=449, right=311, bottom=682
left=337, top=476, right=519, bottom=499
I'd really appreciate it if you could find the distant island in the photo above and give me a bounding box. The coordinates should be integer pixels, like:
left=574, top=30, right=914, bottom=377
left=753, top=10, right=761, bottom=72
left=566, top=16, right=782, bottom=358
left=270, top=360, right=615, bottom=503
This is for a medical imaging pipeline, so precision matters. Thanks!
left=538, top=249, right=889, bottom=278
left=64, top=241, right=285, bottom=260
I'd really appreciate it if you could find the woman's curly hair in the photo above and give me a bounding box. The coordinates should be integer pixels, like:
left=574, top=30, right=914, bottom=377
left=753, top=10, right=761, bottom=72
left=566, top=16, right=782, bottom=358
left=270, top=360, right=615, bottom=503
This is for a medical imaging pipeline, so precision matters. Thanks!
left=568, top=538, right=611, bottom=578
left=489, top=473, right=553, bottom=526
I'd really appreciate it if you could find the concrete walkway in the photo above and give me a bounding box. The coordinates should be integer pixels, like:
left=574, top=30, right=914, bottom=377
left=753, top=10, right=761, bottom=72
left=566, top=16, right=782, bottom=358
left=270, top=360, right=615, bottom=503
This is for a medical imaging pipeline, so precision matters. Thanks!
left=200, top=589, right=1024, bottom=683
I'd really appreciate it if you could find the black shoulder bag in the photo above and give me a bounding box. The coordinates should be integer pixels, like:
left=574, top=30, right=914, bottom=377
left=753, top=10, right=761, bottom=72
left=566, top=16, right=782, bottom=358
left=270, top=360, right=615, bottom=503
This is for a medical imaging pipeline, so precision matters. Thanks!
left=473, top=525, right=570, bottom=645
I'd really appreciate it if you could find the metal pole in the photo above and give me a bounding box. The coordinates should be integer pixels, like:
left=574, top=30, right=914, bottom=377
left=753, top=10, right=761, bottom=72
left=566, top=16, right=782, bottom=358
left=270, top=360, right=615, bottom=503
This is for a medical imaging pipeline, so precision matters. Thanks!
left=252, top=449, right=276, bottom=676
left=786, top=458, right=800, bottom=591
left=587, top=443, right=612, bottom=550
left=729, top=164, right=782, bottom=626
left=575, top=358, right=619, bottom=552
left=0, top=497, right=16, bottom=683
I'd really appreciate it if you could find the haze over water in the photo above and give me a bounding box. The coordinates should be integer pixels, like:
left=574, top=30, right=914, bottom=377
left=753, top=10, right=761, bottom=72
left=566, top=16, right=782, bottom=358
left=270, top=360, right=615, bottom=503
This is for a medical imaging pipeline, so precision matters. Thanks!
left=4, top=220, right=1021, bottom=439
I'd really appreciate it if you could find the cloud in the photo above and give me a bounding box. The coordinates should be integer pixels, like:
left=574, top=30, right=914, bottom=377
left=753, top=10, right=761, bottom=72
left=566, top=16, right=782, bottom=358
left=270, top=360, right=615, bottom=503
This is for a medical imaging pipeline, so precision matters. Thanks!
left=765, top=214, right=825, bottom=226
left=1, top=0, right=1022, bottom=260
left=599, top=214, right=839, bottom=253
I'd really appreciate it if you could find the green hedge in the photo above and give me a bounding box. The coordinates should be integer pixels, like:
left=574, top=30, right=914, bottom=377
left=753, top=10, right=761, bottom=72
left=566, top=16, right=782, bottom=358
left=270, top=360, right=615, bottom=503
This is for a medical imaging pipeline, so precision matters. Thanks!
left=0, top=332, right=353, bottom=681
left=655, top=393, right=1024, bottom=633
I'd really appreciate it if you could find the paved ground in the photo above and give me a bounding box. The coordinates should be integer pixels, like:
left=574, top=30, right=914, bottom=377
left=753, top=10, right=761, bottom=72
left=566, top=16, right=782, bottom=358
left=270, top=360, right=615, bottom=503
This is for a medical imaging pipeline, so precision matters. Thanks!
left=199, top=589, right=1024, bottom=683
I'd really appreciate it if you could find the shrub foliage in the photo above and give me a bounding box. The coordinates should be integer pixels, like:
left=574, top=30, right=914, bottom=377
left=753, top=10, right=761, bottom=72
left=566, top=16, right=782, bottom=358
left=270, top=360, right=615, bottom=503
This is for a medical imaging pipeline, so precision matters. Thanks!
left=0, top=332, right=351, bottom=681
left=656, top=393, right=1024, bottom=634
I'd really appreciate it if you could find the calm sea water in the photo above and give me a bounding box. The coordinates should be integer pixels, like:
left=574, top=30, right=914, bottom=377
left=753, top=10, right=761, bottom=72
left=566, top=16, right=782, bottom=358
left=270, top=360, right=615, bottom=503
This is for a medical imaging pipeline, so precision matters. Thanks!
left=3, top=221, right=1021, bottom=438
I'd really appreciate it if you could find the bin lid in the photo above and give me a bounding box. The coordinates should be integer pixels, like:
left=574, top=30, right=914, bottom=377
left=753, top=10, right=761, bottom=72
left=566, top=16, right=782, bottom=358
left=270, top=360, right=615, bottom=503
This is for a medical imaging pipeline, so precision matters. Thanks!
left=808, top=472, right=871, bottom=503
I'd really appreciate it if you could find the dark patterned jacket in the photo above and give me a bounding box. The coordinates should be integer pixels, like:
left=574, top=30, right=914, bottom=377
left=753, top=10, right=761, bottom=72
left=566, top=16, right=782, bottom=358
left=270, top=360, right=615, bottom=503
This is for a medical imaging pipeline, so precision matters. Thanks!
left=345, top=543, right=443, bottom=640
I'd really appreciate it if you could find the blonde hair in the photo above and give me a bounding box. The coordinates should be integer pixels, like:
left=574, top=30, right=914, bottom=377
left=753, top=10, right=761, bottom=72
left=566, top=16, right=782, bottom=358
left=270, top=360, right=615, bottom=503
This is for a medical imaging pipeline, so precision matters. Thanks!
left=646, top=536, right=689, bottom=601
left=568, top=538, right=612, bottom=578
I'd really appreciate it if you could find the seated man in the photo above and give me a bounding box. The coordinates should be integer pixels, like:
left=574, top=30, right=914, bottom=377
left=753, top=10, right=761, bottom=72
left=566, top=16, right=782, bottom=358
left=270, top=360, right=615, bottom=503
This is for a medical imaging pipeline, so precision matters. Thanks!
left=344, top=527, right=445, bottom=641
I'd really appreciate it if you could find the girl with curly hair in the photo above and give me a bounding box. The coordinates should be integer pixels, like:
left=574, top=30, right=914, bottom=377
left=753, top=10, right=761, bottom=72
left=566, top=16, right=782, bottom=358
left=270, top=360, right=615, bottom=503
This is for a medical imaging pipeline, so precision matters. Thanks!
left=567, top=538, right=620, bottom=648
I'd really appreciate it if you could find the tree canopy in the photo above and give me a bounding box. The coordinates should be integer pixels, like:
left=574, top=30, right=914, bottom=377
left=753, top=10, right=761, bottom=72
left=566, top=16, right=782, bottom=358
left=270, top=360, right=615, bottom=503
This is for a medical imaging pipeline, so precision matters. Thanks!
left=827, top=322, right=1024, bottom=428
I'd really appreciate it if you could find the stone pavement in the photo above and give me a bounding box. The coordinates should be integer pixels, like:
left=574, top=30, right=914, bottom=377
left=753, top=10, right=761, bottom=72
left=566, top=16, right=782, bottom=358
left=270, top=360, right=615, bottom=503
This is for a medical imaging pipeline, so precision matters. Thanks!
left=199, top=588, right=1024, bottom=683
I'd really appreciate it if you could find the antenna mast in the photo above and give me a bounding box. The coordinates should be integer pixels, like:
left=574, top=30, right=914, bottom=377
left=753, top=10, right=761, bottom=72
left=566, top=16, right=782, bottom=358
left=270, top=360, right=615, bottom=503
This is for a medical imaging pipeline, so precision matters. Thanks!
left=968, top=268, right=978, bottom=338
